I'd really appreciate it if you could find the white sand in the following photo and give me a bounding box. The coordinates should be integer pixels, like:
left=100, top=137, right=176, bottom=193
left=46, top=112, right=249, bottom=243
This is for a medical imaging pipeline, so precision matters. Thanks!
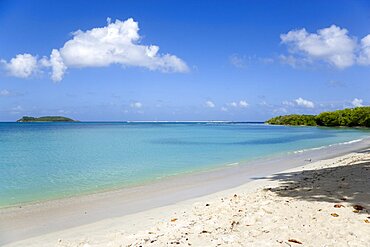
left=6, top=149, right=370, bottom=246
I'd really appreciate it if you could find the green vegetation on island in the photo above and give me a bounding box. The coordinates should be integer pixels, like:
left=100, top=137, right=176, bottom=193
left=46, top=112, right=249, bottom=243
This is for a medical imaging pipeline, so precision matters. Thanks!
left=265, top=114, right=317, bottom=126
left=266, top=107, right=370, bottom=127
left=17, top=116, right=76, bottom=122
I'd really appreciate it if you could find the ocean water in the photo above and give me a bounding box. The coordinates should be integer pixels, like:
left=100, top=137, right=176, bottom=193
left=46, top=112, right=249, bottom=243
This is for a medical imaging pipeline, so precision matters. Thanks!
left=0, top=122, right=369, bottom=207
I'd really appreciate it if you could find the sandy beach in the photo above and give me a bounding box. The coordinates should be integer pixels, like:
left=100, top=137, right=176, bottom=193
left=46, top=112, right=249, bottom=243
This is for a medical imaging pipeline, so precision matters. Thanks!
left=2, top=1, right=370, bottom=246
left=2, top=140, right=369, bottom=246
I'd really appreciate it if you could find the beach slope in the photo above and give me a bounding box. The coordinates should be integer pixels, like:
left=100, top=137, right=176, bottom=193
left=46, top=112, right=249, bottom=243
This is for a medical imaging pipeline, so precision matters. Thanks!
left=6, top=149, right=370, bottom=246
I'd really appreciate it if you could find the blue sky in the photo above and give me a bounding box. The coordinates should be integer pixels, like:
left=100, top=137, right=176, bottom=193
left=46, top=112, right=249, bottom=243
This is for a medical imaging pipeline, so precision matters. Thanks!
left=0, top=0, right=369, bottom=121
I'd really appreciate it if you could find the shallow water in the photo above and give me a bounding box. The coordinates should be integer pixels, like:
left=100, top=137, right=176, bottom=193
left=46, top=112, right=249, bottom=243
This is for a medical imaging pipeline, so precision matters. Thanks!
left=0, top=122, right=369, bottom=207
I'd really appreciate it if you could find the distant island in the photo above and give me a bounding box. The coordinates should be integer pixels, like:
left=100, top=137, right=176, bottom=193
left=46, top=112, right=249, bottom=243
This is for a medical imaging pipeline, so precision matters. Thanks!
left=17, top=116, right=76, bottom=122
left=266, top=106, right=370, bottom=127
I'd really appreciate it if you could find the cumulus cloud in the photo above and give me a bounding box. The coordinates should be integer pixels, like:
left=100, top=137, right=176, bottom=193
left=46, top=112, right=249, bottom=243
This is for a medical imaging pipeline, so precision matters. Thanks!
left=358, top=35, right=370, bottom=65
left=130, top=102, right=142, bottom=108
left=1, top=18, right=188, bottom=82
left=41, top=49, right=67, bottom=81
left=351, top=98, right=363, bottom=107
left=239, top=100, right=249, bottom=108
left=283, top=98, right=315, bottom=108
left=226, top=100, right=249, bottom=109
left=1, top=54, right=38, bottom=78
left=281, top=25, right=370, bottom=68
left=228, top=102, right=238, bottom=107
left=221, top=107, right=228, bottom=112
left=205, top=100, right=215, bottom=108
left=59, top=18, right=188, bottom=73
left=295, top=97, right=315, bottom=108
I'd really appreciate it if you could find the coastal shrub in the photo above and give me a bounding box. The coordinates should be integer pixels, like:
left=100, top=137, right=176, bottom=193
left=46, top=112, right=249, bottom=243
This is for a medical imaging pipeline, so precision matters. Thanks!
left=17, top=116, right=76, bottom=122
left=266, top=106, right=370, bottom=127
left=266, top=114, right=317, bottom=126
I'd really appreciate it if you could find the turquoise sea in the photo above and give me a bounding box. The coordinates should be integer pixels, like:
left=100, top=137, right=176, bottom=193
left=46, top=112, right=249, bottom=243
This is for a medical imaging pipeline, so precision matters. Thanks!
left=0, top=122, right=369, bottom=207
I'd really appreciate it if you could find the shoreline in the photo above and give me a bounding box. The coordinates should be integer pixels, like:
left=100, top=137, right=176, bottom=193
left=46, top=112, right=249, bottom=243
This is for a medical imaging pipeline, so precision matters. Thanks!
left=1, top=137, right=368, bottom=210
left=1, top=137, right=370, bottom=245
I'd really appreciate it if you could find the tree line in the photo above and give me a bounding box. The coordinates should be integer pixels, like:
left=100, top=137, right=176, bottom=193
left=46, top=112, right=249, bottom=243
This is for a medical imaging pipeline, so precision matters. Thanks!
left=266, top=107, right=370, bottom=127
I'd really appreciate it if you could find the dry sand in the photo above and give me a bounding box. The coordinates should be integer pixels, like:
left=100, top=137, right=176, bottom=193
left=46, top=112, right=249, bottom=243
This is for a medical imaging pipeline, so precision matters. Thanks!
left=6, top=149, right=370, bottom=246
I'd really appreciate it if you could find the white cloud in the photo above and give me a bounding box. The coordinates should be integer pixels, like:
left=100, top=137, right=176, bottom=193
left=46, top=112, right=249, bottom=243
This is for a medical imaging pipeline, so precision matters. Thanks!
left=0, top=89, right=10, bottom=96
left=130, top=102, right=142, bottom=108
left=59, top=18, right=188, bottom=73
left=2, top=18, right=188, bottom=81
left=239, top=100, right=249, bottom=108
left=1, top=54, right=38, bottom=78
left=282, top=100, right=295, bottom=106
left=205, top=100, right=215, bottom=108
left=259, top=100, right=269, bottom=106
left=41, top=49, right=67, bottom=81
left=228, top=102, right=238, bottom=107
left=226, top=100, right=249, bottom=109
left=281, top=25, right=361, bottom=68
left=351, top=98, right=363, bottom=107
left=358, top=35, right=370, bottom=65
left=221, top=107, right=228, bottom=112
left=295, top=97, right=315, bottom=108
left=283, top=98, right=315, bottom=108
